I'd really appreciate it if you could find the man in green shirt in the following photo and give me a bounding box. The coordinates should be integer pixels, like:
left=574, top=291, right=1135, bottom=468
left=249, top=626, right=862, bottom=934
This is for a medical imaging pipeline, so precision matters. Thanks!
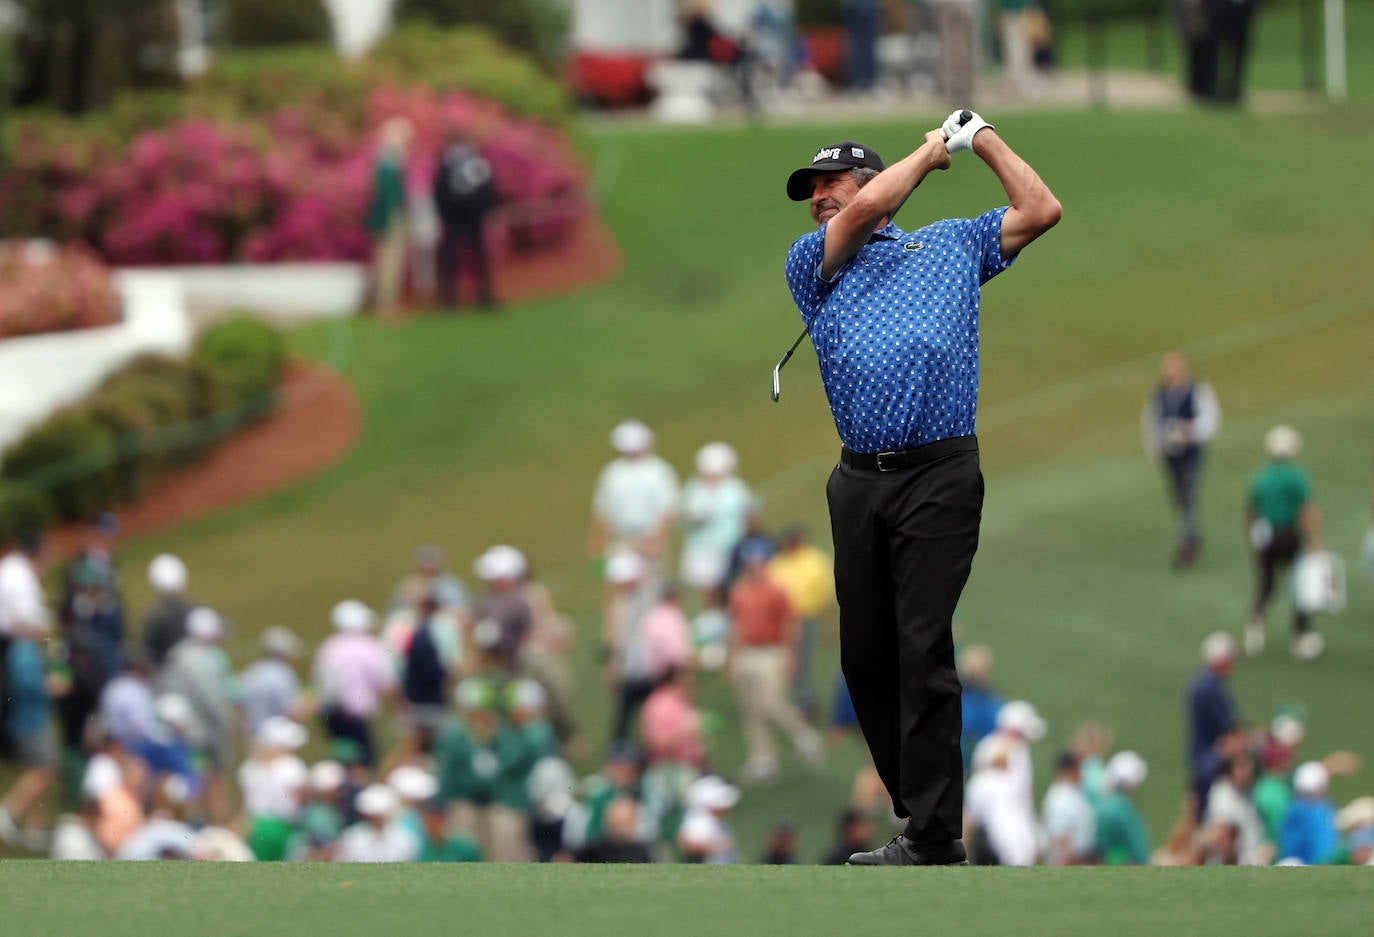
left=1095, top=751, right=1152, bottom=865
left=1245, top=425, right=1325, bottom=659
left=417, top=798, right=483, bottom=863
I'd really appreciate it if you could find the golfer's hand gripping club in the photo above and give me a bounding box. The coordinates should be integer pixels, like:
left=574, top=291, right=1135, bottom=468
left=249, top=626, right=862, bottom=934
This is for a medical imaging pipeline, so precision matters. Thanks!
left=943, top=109, right=994, bottom=154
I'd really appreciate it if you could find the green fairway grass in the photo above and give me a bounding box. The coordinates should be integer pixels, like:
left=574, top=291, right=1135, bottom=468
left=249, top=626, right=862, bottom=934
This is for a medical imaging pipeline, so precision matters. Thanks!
left=11, top=103, right=1373, bottom=867
left=1, top=860, right=1371, bottom=937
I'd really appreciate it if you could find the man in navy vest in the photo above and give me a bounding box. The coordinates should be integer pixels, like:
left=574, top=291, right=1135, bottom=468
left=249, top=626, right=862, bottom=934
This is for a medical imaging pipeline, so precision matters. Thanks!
left=1142, top=351, right=1221, bottom=568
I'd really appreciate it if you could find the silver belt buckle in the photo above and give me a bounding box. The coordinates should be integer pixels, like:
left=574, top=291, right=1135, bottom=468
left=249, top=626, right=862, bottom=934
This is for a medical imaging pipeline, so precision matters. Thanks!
left=876, top=450, right=900, bottom=472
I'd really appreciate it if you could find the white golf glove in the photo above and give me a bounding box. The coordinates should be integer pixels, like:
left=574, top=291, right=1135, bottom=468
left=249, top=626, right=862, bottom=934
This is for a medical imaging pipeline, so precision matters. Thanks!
left=942, top=109, right=994, bottom=154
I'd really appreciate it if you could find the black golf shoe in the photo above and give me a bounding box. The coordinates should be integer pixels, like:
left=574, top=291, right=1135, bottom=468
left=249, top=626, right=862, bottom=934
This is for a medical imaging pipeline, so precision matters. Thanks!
left=845, top=836, right=969, bottom=866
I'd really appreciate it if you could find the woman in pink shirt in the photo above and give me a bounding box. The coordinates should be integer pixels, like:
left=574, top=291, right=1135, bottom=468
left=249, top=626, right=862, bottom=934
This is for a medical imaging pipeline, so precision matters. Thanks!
left=311, top=600, right=397, bottom=767
left=641, top=667, right=705, bottom=767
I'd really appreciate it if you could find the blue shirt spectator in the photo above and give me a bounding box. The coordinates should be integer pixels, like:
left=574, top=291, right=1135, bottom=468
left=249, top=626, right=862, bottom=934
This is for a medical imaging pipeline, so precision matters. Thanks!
left=5, top=637, right=50, bottom=738
left=1280, top=798, right=1338, bottom=865
left=1186, top=636, right=1238, bottom=784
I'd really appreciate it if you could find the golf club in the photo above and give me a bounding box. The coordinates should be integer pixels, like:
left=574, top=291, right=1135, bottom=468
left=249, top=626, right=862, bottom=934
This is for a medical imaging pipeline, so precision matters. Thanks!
left=770, top=110, right=973, bottom=403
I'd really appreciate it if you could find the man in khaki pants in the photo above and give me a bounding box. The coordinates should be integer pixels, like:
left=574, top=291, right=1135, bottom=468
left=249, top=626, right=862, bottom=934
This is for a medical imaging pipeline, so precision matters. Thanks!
left=728, top=543, right=823, bottom=784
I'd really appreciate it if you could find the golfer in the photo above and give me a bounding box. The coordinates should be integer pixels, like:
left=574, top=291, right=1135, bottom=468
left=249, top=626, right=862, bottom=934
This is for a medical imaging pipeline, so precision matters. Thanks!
left=783, top=110, right=1061, bottom=865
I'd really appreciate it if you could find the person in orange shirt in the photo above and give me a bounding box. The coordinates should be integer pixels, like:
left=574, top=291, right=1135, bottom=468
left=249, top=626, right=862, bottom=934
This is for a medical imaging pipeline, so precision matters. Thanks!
left=728, top=543, right=823, bottom=784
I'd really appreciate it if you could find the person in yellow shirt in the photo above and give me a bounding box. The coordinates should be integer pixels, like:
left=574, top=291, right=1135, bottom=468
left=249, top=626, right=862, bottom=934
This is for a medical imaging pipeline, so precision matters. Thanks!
left=766, top=526, right=835, bottom=719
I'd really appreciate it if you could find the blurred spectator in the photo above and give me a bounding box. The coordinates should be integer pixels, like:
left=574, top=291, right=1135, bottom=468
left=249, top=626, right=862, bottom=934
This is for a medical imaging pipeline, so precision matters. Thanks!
left=98, top=652, right=157, bottom=750
left=966, top=737, right=1039, bottom=865
left=388, top=764, right=440, bottom=843
left=602, top=551, right=660, bottom=746
left=562, top=745, right=644, bottom=855
left=997, top=0, right=1038, bottom=96
left=1198, top=819, right=1241, bottom=865
left=1213, top=0, right=1259, bottom=104
left=365, top=116, right=413, bottom=318
left=1246, top=425, right=1324, bottom=659
left=140, top=554, right=193, bottom=668
left=433, top=128, right=498, bottom=310
left=728, top=542, right=823, bottom=784
left=0, top=530, right=49, bottom=754
left=312, top=600, right=396, bottom=767
left=841, top=0, right=881, bottom=92
left=828, top=673, right=860, bottom=746
left=1187, top=631, right=1239, bottom=812
left=1337, top=797, right=1374, bottom=865
left=54, top=571, right=120, bottom=781
left=518, top=562, right=580, bottom=751
left=643, top=583, right=694, bottom=686
left=1253, top=727, right=1297, bottom=846
left=417, top=796, right=483, bottom=862
left=642, top=667, right=706, bottom=770
left=0, top=610, right=61, bottom=848
left=723, top=504, right=773, bottom=589
left=1279, top=761, right=1338, bottom=865
left=690, top=586, right=731, bottom=672
left=396, top=591, right=455, bottom=743
left=959, top=644, right=1004, bottom=771
left=588, top=420, right=681, bottom=566
left=437, top=677, right=530, bottom=862
left=238, top=626, right=303, bottom=743
left=471, top=546, right=535, bottom=674
left=575, top=795, right=653, bottom=863
left=132, top=695, right=203, bottom=813
left=238, top=716, right=309, bottom=861
left=528, top=753, right=578, bottom=862
left=1177, top=0, right=1217, bottom=101
left=931, top=0, right=976, bottom=102
left=1071, top=721, right=1115, bottom=805
left=973, top=699, right=1047, bottom=820
left=821, top=808, right=876, bottom=865
left=1042, top=751, right=1097, bottom=865
left=767, top=524, right=835, bottom=719
left=59, top=513, right=124, bottom=649
left=157, top=607, right=235, bottom=824
left=82, top=751, right=145, bottom=857
left=1203, top=751, right=1272, bottom=865
left=759, top=817, right=798, bottom=864
left=680, top=442, right=754, bottom=600
left=497, top=679, right=558, bottom=861
left=334, top=785, right=420, bottom=863
left=290, top=760, right=348, bottom=861
left=1095, top=751, right=1151, bottom=865
left=678, top=775, right=740, bottom=864
left=1141, top=350, right=1221, bottom=569
left=390, top=545, right=470, bottom=617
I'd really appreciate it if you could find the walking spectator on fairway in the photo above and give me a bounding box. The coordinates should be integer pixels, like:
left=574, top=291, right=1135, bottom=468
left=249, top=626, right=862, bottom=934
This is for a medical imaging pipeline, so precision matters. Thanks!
left=603, top=551, right=660, bottom=746
left=1095, top=751, right=1151, bottom=865
left=433, top=128, right=498, bottom=310
left=238, top=626, right=303, bottom=743
left=394, top=590, right=459, bottom=748
left=390, top=545, right=470, bottom=617
left=98, top=652, right=157, bottom=750
left=0, top=612, right=62, bottom=848
left=54, top=579, right=118, bottom=775
left=575, top=795, right=654, bottom=863
left=1212, top=0, right=1260, bottom=104
left=767, top=525, right=835, bottom=718
left=641, top=666, right=707, bottom=770
left=728, top=542, right=823, bottom=785
left=642, top=583, right=694, bottom=686
left=1142, top=350, right=1221, bottom=569
left=973, top=699, right=1047, bottom=819
left=690, top=586, right=731, bottom=671
left=1187, top=631, right=1239, bottom=812
left=140, top=554, right=193, bottom=668
left=334, top=784, right=420, bottom=863
left=1246, top=425, right=1325, bottom=659
left=1177, top=0, right=1218, bottom=101
left=722, top=504, right=774, bottom=590
left=841, top=0, right=881, bottom=92
left=1203, top=751, right=1273, bottom=865
left=366, top=116, right=412, bottom=318
left=959, top=644, right=1004, bottom=771
left=1, top=530, right=49, bottom=753
left=58, top=513, right=123, bottom=632
left=678, top=775, right=740, bottom=864
left=1042, top=751, right=1097, bottom=865
left=471, top=546, right=535, bottom=674
left=132, top=694, right=203, bottom=812
left=238, top=716, right=310, bottom=861
left=312, top=600, right=396, bottom=768
left=931, top=0, right=977, bottom=101
left=519, top=566, right=581, bottom=752
left=679, top=442, right=754, bottom=599
left=589, top=420, right=681, bottom=567
left=822, top=808, right=877, bottom=865
left=157, top=607, right=235, bottom=824
left=1279, top=761, right=1339, bottom=864
left=62, top=538, right=125, bottom=678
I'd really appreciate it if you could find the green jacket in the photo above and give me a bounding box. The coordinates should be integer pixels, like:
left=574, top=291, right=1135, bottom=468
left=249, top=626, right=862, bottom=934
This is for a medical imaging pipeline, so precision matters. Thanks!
left=1096, top=792, right=1151, bottom=865
left=366, top=155, right=406, bottom=235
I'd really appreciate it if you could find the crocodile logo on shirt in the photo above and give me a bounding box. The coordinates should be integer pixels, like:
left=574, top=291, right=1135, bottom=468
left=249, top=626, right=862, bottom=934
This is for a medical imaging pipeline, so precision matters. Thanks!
left=903, top=242, right=923, bottom=252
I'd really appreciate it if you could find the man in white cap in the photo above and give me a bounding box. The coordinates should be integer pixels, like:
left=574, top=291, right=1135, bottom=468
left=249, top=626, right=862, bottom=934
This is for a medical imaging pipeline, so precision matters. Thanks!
left=678, top=775, right=740, bottom=864
left=311, top=600, right=396, bottom=767
left=1279, top=761, right=1338, bottom=864
left=1094, top=751, right=1151, bottom=864
left=471, top=545, right=534, bottom=673
left=968, top=699, right=1045, bottom=861
left=387, top=764, right=440, bottom=842
left=964, top=737, right=1039, bottom=865
left=602, top=551, right=660, bottom=745
left=1186, top=631, right=1240, bottom=813
left=588, top=419, right=680, bottom=567
left=238, top=715, right=310, bottom=861
left=238, top=626, right=303, bottom=744
left=679, top=441, right=754, bottom=598
left=389, top=544, right=470, bottom=617
left=140, top=554, right=193, bottom=668
left=333, top=784, right=420, bottom=862
left=157, top=606, right=235, bottom=824
left=1245, top=425, right=1325, bottom=659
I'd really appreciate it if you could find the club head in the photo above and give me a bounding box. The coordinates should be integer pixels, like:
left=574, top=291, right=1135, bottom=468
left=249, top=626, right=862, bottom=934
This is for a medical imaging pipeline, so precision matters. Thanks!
left=771, top=362, right=783, bottom=402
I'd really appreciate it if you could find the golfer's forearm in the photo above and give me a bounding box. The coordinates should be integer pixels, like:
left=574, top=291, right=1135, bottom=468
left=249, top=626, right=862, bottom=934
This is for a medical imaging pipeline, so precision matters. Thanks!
left=975, top=131, right=1060, bottom=225
left=824, top=142, right=945, bottom=274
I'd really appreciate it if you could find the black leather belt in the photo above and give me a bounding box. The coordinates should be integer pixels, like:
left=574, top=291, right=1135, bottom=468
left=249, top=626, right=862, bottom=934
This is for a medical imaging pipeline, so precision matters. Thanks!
left=840, top=435, right=978, bottom=473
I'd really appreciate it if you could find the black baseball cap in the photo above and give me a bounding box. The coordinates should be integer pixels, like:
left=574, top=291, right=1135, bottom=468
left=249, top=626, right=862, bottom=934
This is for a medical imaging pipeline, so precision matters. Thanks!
left=786, top=141, right=885, bottom=201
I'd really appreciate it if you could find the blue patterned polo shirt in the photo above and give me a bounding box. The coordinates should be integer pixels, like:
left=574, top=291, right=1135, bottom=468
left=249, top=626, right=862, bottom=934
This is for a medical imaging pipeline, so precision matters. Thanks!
left=784, top=207, right=1014, bottom=453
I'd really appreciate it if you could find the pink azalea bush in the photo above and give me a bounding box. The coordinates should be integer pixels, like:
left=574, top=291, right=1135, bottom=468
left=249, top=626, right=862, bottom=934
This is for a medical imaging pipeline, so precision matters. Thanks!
left=0, top=87, right=587, bottom=266
left=0, top=241, right=122, bottom=339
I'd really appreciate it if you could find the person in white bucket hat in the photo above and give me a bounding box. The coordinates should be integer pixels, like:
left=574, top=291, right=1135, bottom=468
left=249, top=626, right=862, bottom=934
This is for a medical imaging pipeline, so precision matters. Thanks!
left=1279, top=761, right=1339, bottom=865
left=588, top=419, right=680, bottom=568
left=679, top=441, right=754, bottom=597
left=311, top=600, right=396, bottom=768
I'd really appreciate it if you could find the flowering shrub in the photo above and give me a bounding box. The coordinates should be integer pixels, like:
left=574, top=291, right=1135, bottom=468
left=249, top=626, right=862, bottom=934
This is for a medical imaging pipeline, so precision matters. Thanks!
left=0, top=241, right=122, bottom=339
left=0, top=86, right=587, bottom=265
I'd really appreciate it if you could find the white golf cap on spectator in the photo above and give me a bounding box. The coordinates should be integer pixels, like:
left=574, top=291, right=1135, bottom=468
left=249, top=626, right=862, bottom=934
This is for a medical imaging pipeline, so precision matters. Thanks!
left=186, top=607, right=224, bottom=641
left=331, top=599, right=375, bottom=633
left=695, top=441, right=738, bottom=477
left=509, top=678, right=547, bottom=712
left=82, top=754, right=124, bottom=800
left=148, top=553, right=188, bottom=593
left=605, top=550, right=647, bottom=585
left=1105, top=751, right=1149, bottom=791
left=260, top=625, right=300, bottom=657
left=387, top=766, right=439, bottom=802
left=996, top=700, right=1047, bottom=742
left=686, top=775, right=740, bottom=811
left=611, top=419, right=654, bottom=455
left=154, top=693, right=195, bottom=730
left=1293, top=761, right=1329, bottom=797
left=1201, top=631, right=1237, bottom=666
left=255, top=715, right=308, bottom=751
left=1265, top=425, right=1302, bottom=460
left=355, top=784, right=400, bottom=818
left=1271, top=713, right=1306, bottom=747
left=310, top=760, right=347, bottom=793
left=474, top=544, right=528, bottom=582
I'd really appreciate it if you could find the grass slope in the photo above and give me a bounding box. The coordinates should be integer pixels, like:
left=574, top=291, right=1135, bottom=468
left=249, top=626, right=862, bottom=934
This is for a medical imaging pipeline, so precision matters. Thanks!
left=72, top=104, right=1374, bottom=862
left=2, top=860, right=1372, bottom=937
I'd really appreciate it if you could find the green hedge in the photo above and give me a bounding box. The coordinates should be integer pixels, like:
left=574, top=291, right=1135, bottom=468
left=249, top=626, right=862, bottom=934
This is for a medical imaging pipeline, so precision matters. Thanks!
left=0, top=314, right=286, bottom=542
left=392, top=0, right=569, bottom=70
left=223, top=0, right=334, bottom=48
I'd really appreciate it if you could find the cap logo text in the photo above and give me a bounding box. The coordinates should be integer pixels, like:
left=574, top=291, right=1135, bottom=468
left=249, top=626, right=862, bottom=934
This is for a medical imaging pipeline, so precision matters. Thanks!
left=813, top=147, right=842, bottom=163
